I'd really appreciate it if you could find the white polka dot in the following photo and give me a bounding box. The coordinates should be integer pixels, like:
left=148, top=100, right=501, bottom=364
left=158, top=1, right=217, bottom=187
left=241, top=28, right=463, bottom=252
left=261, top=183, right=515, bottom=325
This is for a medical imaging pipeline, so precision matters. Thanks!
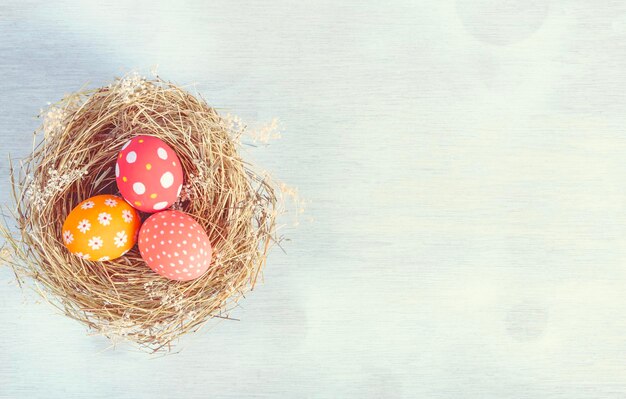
left=153, top=202, right=168, bottom=211
left=126, top=151, right=137, bottom=163
left=177, top=185, right=182, bottom=196
left=122, top=140, right=131, bottom=150
left=157, top=147, right=168, bottom=160
left=160, top=172, right=174, bottom=188
left=115, top=163, right=120, bottom=177
left=133, top=182, right=145, bottom=195
left=179, top=260, right=184, bottom=265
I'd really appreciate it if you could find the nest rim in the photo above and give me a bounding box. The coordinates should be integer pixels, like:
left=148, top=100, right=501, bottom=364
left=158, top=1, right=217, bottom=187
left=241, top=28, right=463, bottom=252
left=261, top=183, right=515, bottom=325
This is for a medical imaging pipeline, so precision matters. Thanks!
left=0, top=75, right=278, bottom=352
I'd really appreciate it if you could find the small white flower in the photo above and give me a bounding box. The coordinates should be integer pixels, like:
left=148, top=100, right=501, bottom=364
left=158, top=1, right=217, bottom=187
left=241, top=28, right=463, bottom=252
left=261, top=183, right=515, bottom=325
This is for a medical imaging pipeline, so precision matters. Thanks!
left=122, top=210, right=133, bottom=223
left=80, top=201, right=95, bottom=210
left=114, top=231, right=128, bottom=248
left=75, top=252, right=90, bottom=260
left=98, top=256, right=110, bottom=261
left=42, top=106, right=69, bottom=139
left=63, top=230, right=74, bottom=244
left=98, top=212, right=112, bottom=226
left=104, top=198, right=118, bottom=207
left=116, top=72, right=148, bottom=103
left=88, top=236, right=103, bottom=250
left=77, top=219, right=91, bottom=233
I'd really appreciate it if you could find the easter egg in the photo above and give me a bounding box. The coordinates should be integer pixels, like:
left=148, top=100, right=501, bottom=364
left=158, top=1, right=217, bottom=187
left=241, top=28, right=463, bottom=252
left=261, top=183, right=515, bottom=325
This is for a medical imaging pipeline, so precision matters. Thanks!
left=138, top=210, right=212, bottom=281
left=62, top=195, right=141, bottom=261
left=115, top=135, right=184, bottom=213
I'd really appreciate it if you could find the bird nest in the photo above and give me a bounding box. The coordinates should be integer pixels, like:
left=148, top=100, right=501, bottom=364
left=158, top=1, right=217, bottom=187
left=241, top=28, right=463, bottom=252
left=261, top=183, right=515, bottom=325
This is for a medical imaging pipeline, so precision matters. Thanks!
left=0, top=74, right=279, bottom=352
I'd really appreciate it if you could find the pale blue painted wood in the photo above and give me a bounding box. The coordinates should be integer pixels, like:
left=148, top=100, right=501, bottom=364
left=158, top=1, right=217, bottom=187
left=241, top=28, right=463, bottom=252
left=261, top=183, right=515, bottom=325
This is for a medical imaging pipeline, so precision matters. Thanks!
left=2, top=0, right=626, bottom=398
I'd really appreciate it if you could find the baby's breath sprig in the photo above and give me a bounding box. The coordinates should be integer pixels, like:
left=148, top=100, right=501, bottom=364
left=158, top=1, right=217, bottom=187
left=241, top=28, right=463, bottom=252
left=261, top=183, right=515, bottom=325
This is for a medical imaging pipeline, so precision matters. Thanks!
left=222, top=114, right=282, bottom=145
left=41, top=105, right=69, bottom=139
left=248, top=118, right=282, bottom=144
left=112, top=72, right=149, bottom=103
left=98, top=310, right=139, bottom=340
left=24, top=161, right=88, bottom=212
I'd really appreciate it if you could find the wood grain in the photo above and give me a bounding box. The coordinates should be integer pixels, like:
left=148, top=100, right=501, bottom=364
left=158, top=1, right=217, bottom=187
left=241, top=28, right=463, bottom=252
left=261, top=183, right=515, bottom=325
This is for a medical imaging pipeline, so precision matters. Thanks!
left=2, top=0, right=626, bottom=397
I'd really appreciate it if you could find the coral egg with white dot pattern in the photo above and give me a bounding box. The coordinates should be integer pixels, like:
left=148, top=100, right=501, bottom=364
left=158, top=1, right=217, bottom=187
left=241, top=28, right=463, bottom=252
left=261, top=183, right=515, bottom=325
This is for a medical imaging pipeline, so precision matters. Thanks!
left=115, top=135, right=183, bottom=213
left=138, top=210, right=213, bottom=281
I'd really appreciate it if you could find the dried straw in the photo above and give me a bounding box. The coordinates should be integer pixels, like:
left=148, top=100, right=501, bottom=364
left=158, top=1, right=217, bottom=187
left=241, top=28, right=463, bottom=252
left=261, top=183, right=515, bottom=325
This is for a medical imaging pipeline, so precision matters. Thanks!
left=0, top=74, right=278, bottom=352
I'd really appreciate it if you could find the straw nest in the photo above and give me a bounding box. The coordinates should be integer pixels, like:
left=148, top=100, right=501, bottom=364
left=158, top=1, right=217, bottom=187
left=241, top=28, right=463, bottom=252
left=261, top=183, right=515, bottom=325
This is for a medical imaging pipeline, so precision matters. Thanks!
left=0, top=74, right=279, bottom=352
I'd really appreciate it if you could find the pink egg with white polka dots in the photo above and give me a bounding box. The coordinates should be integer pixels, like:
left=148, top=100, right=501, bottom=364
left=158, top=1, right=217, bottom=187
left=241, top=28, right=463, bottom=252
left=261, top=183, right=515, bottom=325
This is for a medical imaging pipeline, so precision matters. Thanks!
left=138, top=210, right=213, bottom=281
left=115, top=135, right=184, bottom=213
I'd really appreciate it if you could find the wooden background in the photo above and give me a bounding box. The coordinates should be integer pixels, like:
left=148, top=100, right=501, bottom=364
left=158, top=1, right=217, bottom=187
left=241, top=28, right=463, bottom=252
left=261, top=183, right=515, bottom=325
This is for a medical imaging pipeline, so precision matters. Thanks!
left=2, top=0, right=626, bottom=397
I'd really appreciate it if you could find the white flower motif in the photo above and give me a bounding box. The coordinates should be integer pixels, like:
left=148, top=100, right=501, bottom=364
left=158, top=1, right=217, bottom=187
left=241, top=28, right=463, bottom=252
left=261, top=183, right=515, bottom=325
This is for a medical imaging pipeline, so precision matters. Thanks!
left=98, top=256, right=110, bottom=261
left=122, top=210, right=133, bottom=223
left=75, top=252, right=90, bottom=260
left=63, top=230, right=74, bottom=244
left=88, top=236, right=103, bottom=250
left=114, top=231, right=128, bottom=248
left=77, top=219, right=91, bottom=233
left=98, top=212, right=112, bottom=226
left=80, top=201, right=95, bottom=210
left=104, top=198, right=118, bottom=207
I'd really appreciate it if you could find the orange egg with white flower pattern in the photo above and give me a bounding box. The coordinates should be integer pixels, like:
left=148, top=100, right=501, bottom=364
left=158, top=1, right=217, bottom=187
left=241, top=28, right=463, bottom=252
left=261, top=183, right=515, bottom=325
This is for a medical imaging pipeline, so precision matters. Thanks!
left=62, top=195, right=141, bottom=261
